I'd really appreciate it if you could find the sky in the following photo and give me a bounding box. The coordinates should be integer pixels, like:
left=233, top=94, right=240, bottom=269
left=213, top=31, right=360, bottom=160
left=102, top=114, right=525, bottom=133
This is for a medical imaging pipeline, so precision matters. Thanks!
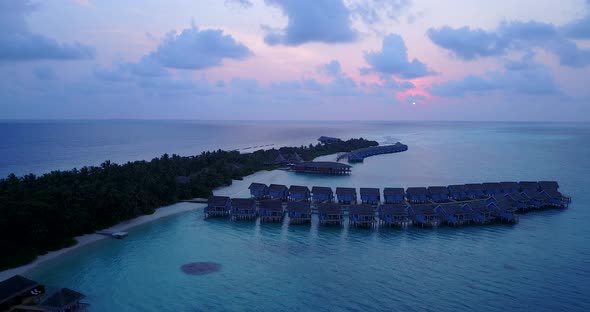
left=1, top=0, right=590, bottom=121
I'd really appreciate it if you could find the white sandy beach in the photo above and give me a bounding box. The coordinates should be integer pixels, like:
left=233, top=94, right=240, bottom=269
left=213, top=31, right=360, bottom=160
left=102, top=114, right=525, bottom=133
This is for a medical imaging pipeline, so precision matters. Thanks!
left=0, top=201, right=205, bottom=281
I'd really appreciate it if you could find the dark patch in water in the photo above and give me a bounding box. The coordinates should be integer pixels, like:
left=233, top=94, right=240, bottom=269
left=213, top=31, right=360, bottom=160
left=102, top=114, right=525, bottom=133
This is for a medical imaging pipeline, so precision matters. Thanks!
left=181, top=262, right=222, bottom=275
left=503, top=264, right=518, bottom=271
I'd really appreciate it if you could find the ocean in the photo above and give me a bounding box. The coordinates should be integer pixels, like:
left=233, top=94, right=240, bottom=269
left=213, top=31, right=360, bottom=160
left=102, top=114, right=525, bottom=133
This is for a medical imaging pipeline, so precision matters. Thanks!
left=3, top=120, right=589, bottom=311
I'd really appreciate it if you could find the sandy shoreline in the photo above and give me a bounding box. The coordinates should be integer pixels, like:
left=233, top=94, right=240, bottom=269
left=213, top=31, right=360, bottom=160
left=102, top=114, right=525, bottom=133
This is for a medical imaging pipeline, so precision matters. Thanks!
left=0, top=201, right=205, bottom=281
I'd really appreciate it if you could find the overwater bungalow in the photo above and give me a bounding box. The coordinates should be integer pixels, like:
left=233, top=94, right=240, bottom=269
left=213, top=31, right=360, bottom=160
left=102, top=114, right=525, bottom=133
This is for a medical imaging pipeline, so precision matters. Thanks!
left=205, top=196, right=231, bottom=218
left=542, top=190, right=569, bottom=208
left=231, top=198, right=257, bottom=220
left=336, top=187, right=357, bottom=204
left=13, top=288, right=88, bottom=312
left=538, top=181, right=559, bottom=191
left=427, top=186, right=449, bottom=202
left=347, top=143, right=408, bottom=163
left=434, top=203, right=474, bottom=226
left=466, top=200, right=496, bottom=224
left=383, top=188, right=405, bottom=204
left=409, top=204, right=440, bottom=227
left=500, top=182, right=519, bottom=194
left=360, top=188, right=380, bottom=205
left=348, top=204, right=375, bottom=227
left=379, top=203, right=410, bottom=226
left=288, top=185, right=310, bottom=202
left=487, top=196, right=518, bottom=222
left=521, top=191, right=545, bottom=209
left=248, top=182, right=268, bottom=199
left=448, top=185, right=468, bottom=200
left=292, top=162, right=351, bottom=175
left=0, top=275, right=42, bottom=311
left=268, top=184, right=288, bottom=201
left=482, top=182, right=502, bottom=196
left=406, top=187, right=428, bottom=203
left=317, top=203, right=343, bottom=225
left=519, top=181, right=540, bottom=192
left=287, top=201, right=312, bottom=224
left=504, top=192, right=529, bottom=211
left=259, top=200, right=284, bottom=222
left=311, top=186, right=334, bottom=203
left=464, top=183, right=485, bottom=198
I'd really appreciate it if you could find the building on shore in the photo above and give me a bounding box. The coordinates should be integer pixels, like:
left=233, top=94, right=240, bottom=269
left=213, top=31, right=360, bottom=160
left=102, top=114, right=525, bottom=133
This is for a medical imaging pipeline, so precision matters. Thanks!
left=318, top=136, right=341, bottom=144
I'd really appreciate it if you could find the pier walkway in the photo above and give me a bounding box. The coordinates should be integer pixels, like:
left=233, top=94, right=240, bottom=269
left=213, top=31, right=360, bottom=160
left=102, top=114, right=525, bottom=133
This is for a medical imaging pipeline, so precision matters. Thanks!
left=338, top=142, right=408, bottom=163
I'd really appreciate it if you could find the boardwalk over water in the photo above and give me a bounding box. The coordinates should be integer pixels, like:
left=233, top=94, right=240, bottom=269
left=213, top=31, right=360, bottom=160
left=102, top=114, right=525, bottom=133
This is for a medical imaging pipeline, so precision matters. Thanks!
left=338, top=142, right=408, bottom=163
left=204, top=181, right=570, bottom=228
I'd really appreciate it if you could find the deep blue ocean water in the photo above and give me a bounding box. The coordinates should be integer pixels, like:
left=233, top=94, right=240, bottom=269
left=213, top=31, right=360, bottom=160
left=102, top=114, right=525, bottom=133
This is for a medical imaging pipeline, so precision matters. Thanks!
left=3, top=120, right=589, bottom=311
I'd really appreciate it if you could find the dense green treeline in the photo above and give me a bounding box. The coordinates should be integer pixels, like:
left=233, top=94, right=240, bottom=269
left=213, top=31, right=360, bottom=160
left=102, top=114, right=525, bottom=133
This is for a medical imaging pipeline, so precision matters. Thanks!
left=0, top=138, right=377, bottom=270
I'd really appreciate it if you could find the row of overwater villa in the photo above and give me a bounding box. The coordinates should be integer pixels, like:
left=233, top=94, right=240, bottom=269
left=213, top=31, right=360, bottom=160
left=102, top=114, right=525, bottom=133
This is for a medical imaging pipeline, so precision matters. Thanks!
left=204, top=181, right=570, bottom=227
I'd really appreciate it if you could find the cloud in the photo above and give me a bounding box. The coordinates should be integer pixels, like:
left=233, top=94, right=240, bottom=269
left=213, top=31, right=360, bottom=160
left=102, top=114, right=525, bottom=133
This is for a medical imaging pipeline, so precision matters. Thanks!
left=363, top=34, right=434, bottom=78
left=33, top=66, right=57, bottom=80
left=429, top=54, right=562, bottom=97
left=263, top=0, right=357, bottom=46
left=349, top=0, right=412, bottom=25
left=561, top=15, right=590, bottom=39
left=322, top=60, right=342, bottom=77
left=427, top=21, right=590, bottom=67
left=148, top=26, right=252, bottom=70
left=224, top=0, right=253, bottom=8
left=0, top=0, right=95, bottom=61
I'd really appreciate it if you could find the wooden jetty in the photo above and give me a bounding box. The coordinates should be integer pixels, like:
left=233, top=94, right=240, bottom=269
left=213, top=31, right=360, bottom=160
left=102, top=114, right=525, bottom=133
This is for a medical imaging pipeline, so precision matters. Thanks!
left=346, top=142, right=408, bottom=163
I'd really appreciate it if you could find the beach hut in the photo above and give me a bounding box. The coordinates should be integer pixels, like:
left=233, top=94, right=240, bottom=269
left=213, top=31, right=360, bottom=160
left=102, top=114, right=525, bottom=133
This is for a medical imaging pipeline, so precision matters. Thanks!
left=464, top=183, right=485, bottom=199
left=379, top=203, right=410, bottom=226
left=274, top=153, right=288, bottom=165
left=519, top=181, right=540, bottom=192
left=504, top=192, right=529, bottom=211
left=348, top=204, right=375, bottom=227
left=434, top=203, right=474, bottom=226
left=287, top=201, right=312, bottom=224
left=427, top=186, right=449, bottom=202
left=383, top=188, right=405, bottom=204
left=0, top=275, right=42, bottom=311
left=311, top=186, right=334, bottom=203
left=317, top=203, right=343, bottom=225
left=288, top=185, right=310, bottom=201
left=259, top=200, right=284, bottom=222
left=406, top=187, right=428, bottom=203
left=482, top=182, right=502, bottom=196
left=268, top=184, right=288, bottom=201
left=336, top=187, right=357, bottom=204
left=360, top=188, right=380, bottom=205
left=231, top=198, right=257, bottom=220
left=500, top=182, right=519, bottom=194
left=248, top=183, right=268, bottom=199
left=205, top=196, right=231, bottom=218
left=409, top=204, right=440, bottom=227
left=538, top=181, right=559, bottom=191
left=448, top=185, right=468, bottom=200
left=287, top=152, right=304, bottom=164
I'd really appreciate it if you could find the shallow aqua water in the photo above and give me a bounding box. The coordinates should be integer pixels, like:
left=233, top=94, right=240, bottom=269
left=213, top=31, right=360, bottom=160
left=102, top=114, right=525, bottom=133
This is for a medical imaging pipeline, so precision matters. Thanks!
left=20, top=122, right=590, bottom=311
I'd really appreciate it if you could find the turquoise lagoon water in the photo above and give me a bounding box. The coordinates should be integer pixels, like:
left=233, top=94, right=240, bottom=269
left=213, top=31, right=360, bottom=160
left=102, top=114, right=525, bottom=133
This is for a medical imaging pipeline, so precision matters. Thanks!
left=7, top=121, right=590, bottom=311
